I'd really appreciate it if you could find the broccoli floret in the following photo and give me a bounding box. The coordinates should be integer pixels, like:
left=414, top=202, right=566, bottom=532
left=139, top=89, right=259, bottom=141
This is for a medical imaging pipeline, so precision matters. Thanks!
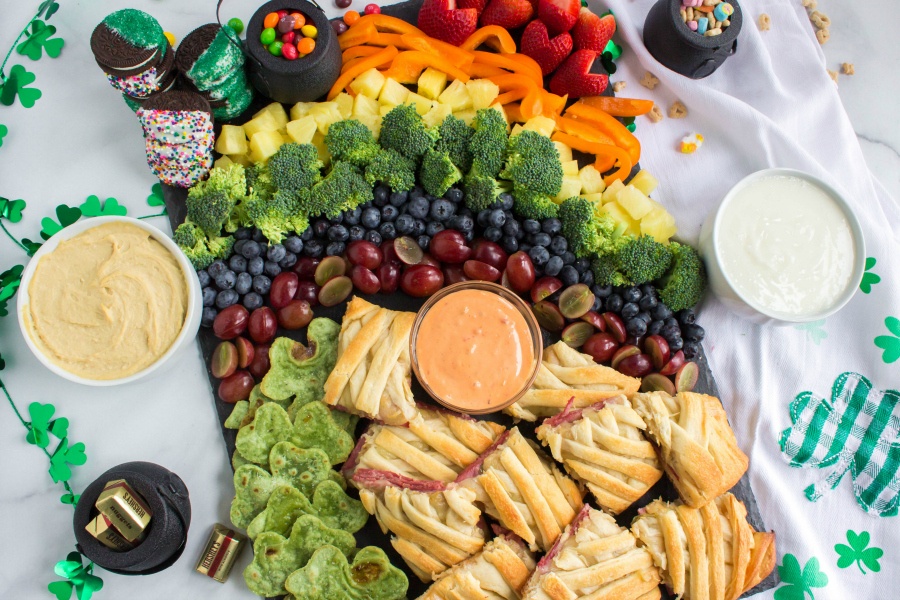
left=657, top=242, right=707, bottom=311
left=591, top=252, right=631, bottom=287
left=245, top=190, right=309, bottom=244
left=364, top=148, right=416, bottom=192
left=501, top=130, right=563, bottom=199
left=378, top=104, right=438, bottom=161
left=511, top=189, right=560, bottom=221
left=617, top=236, right=673, bottom=285
left=246, top=163, right=275, bottom=199
left=468, top=108, right=508, bottom=178
left=325, top=119, right=380, bottom=167
left=419, top=149, right=462, bottom=198
left=186, top=163, right=248, bottom=236
left=463, top=171, right=510, bottom=213
left=174, top=220, right=235, bottom=270
left=560, top=197, right=601, bottom=257
left=306, top=161, right=373, bottom=218
left=267, top=143, right=323, bottom=193
left=436, top=115, right=474, bottom=173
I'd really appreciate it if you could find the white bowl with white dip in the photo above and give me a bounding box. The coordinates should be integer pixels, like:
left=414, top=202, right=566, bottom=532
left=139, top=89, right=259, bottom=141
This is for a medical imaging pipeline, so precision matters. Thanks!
left=17, top=216, right=202, bottom=386
left=699, top=168, right=865, bottom=325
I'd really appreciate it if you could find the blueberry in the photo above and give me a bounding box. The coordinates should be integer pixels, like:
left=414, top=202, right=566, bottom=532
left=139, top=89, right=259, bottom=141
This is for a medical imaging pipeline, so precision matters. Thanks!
left=326, top=241, right=346, bottom=256
left=483, top=226, right=502, bottom=242
left=348, top=225, right=365, bottom=241
left=313, top=219, right=330, bottom=238
left=683, top=341, right=701, bottom=359
left=660, top=323, right=681, bottom=341
left=580, top=269, right=594, bottom=286
left=390, top=190, right=409, bottom=206
left=283, top=235, right=303, bottom=254
left=234, top=227, right=253, bottom=240
left=373, top=185, right=389, bottom=206
left=417, top=235, right=431, bottom=251
left=651, top=303, right=673, bottom=321
left=626, top=318, right=648, bottom=337
left=541, top=218, right=562, bottom=235
left=640, top=283, right=657, bottom=297
left=247, top=256, right=264, bottom=276
left=233, top=239, right=247, bottom=255
left=668, top=336, right=684, bottom=352
left=361, top=207, right=381, bottom=229
left=682, top=324, right=705, bottom=342
left=498, top=193, right=514, bottom=211
left=431, top=199, right=455, bottom=221
left=502, top=236, right=519, bottom=254
left=574, top=258, right=591, bottom=274
left=677, top=309, right=697, bottom=325
left=502, top=219, right=520, bottom=237
left=216, top=289, right=239, bottom=309
left=530, top=232, right=551, bottom=247
left=463, top=230, right=474, bottom=243
left=622, top=302, right=639, bottom=319
left=664, top=317, right=679, bottom=329
left=648, top=320, right=664, bottom=336
left=215, top=270, right=236, bottom=290
left=560, top=265, right=579, bottom=286
left=549, top=236, right=567, bottom=255
left=639, top=294, right=658, bottom=311
left=605, top=293, right=623, bottom=313
left=408, top=196, right=430, bottom=220
left=522, top=219, right=541, bottom=234
left=242, top=292, right=263, bottom=311
left=592, top=284, right=612, bottom=298
left=409, top=186, right=424, bottom=200
left=300, top=227, right=314, bottom=241
left=197, top=270, right=211, bottom=288
left=488, top=209, right=506, bottom=228
left=329, top=212, right=344, bottom=225
left=235, top=272, right=252, bottom=295
left=264, top=261, right=282, bottom=277
left=279, top=253, right=297, bottom=269
left=379, top=222, right=397, bottom=240
left=239, top=240, right=261, bottom=259
left=201, top=307, right=218, bottom=327
left=411, top=219, right=426, bottom=237
left=343, top=207, right=362, bottom=226
left=445, top=188, right=464, bottom=203
left=622, top=287, right=642, bottom=303
left=251, top=229, right=267, bottom=243
left=426, top=221, right=445, bottom=236
left=451, top=215, right=474, bottom=233
left=528, top=245, right=550, bottom=267
left=381, top=205, right=399, bottom=222
left=265, top=244, right=285, bottom=263
left=365, top=230, right=382, bottom=245
left=396, top=214, right=416, bottom=234
left=519, top=242, right=532, bottom=254
left=544, top=255, right=564, bottom=277
left=303, top=239, right=324, bottom=257
left=202, top=286, right=217, bottom=307
left=328, top=224, right=350, bottom=242
left=562, top=251, right=576, bottom=265
left=591, top=295, right=602, bottom=312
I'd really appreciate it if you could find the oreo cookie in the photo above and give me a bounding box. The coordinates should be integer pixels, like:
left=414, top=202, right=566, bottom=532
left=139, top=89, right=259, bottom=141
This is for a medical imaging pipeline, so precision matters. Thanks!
left=91, top=9, right=166, bottom=76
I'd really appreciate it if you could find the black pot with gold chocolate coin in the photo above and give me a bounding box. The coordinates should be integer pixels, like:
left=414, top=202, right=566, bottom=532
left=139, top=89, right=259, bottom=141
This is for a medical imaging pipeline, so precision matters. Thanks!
left=73, top=462, right=191, bottom=575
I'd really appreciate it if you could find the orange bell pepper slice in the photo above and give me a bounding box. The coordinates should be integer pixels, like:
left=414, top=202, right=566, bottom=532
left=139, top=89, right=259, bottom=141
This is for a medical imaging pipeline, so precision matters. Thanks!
left=338, top=20, right=378, bottom=50
left=521, top=90, right=567, bottom=119
left=460, top=26, right=517, bottom=54
left=486, top=73, right=540, bottom=93
left=554, top=116, right=615, bottom=146
left=504, top=102, right=525, bottom=123
left=400, top=34, right=474, bottom=68
left=472, top=52, right=542, bottom=86
left=342, top=45, right=381, bottom=63
left=328, top=45, right=399, bottom=100
left=383, top=50, right=471, bottom=84
left=578, top=95, right=655, bottom=117
left=565, top=101, right=641, bottom=164
left=469, top=63, right=507, bottom=78
left=353, top=14, right=424, bottom=35
left=551, top=132, right=633, bottom=184
left=367, top=32, right=414, bottom=48
left=496, top=88, right=530, bottom=106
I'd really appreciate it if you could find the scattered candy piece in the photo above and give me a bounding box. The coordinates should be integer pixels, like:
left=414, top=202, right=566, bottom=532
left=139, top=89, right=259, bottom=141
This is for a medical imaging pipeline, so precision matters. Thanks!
left=263, top=12, right=279, bottom=29
left=758, top=13, right=771, bottom=31
left=282, top=42, right=299, bottom=60
left=841, top=62, right=854, bottom=75
left=282, top=31, right=296, bottom=44
left=640, top=71, right=659, bottom=90
left=679, top=133, right=704, bottom=154
left=276, top=10, right=289, bottom=18
left=297, top=37, right=315, bottom=54
left=696, top=17, right=708, bottom=34
left=260, top=27, right=276, bottom=45
left=291, top=13, right=306, bottom=28
left=269, top=40, right=284, bottom=56
left=646, top=104, right=664, bottom=123
left=687, top=20, right=698, bottom=31
left=336, top=0, right=352, bottom=8
left=332, top=20, right=349, bottom=35
left=277, top=15, right=295, bottom=34
left=668, top=101, right=688, bottom=119
left=227, top=17, right=245, bottom=35
left=364, top=3, right=381, bottom=14
left=713, top=3, right=733, bottom=22
left=344, top=10, right=360, bottom=26
left=164, top=31, right=176, bottom=46
left=301, top=24, right=318, bottom=39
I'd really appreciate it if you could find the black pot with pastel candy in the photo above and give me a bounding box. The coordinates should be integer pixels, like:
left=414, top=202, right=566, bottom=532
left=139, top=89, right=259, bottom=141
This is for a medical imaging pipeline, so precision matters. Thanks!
left=73, top=462, right=191, bottom=575
left=244, top=0, right=342, bottom=103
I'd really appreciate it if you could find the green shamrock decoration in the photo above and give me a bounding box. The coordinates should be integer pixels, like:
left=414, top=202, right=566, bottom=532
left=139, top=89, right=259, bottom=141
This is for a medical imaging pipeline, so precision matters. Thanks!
left=835, top=530, right=883, bottom=574
left=0, top=64, right=42, bottom=108
left=794, top=320, right=827, bottom=345
left=21, top=237, right=43, bottom=256
left=774, top=554, right=829, bottom=600
left=38, top=0, right=61, bottom=20
left=0, top=123, right=7, bottom=147
left=49, top=552, right=103, bottom=600
left=874, top=316, right=900, bottom=364
left=25, top=401, right=69, bottom=448
left=17, top=20, right=65, bottom=61
left=60, top=492, right=81, bottom=505
left=49, top=437, right=87, bottom=483
left=0, top=197, right=26, bottom=222
left=147, top=182, right=165, bottom=207
left=79, top=195, right=127, bottom=217
left=0, top=265, right=24, bottom=317
left=40, top=204, right=82, bottom=240
left=860, top=257, right=881, bottom=294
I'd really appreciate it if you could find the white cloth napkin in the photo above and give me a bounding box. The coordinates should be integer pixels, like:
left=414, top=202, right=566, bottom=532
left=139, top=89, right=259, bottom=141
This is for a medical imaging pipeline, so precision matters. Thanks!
left=604, top=0, right=900, bottom=597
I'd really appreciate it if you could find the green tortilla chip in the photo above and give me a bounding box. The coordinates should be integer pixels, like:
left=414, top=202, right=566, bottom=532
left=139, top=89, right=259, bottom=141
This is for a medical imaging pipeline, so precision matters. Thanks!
left=232, top=451, right=252, bottom=471
left=243, top=514, right=356, bottom=597
left=329, top=469, right=348, bottom=490
left=260, top=318, right=340, bottom=401
left=246, top=481, right=368, bottom=540
left=330, top=409, right=360, bottom=437
left=235, top=403, right=294, bottom=467
left=224, top=401, right=249, bottom=429
left=284, top=545, right=408, bottom=600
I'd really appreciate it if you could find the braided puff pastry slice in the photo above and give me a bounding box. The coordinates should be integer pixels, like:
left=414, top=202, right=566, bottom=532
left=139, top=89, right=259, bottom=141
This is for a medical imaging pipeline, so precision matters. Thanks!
left=343, top=406, right=506, bottom=484
left=324, top=297, right=417, bottom=425
left=522, top=505, right=661, bottom=600
left=505, top=342, right=641, bottom=422
left=536, top=398, right=663, bottom=515
left=631, top=391, right=748, bottom=508
left=631, top=493, right=776, bottom=600
left=355, top=470, right=487, bottom=582
left=419, top=535, right=537, bottom=600
left=463, top=428, right=584, bottom=552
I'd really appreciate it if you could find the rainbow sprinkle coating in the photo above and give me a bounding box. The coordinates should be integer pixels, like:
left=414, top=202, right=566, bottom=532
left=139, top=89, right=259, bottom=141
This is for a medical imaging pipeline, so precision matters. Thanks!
left=106, top=67, right=160, bottom=98
left=137, top=110, right=214, bottom=145
left=137, top=109, right=214, bottom=188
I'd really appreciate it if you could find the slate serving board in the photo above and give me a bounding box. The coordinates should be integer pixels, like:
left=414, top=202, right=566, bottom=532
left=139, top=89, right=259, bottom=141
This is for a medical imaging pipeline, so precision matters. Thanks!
left=162, top=1, right=776, bottom=596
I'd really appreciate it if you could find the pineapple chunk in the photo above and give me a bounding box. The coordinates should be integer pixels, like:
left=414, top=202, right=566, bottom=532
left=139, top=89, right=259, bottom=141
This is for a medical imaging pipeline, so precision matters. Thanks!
left=438, top=79, right=471, bottom=111
left=422, top=104, right=452, bottom=128
left=578, top=164, right=606, bottom=194
left=629, top=169, right=659, bottom=196
left=510, top=123, right=524, bottom=137
left=582, top=192, right=604, bottom=207
left=307, top=102, right=342, bottom=135
left=466, top=79, right=499, bottom=110
left=253, top=102, right=288, bottom=130
left=640, top=208, right=678, bottom=243
left=616, top=185, right=654, bottom=220
left=561, top=160, right=580, bottom=177
left=350, top=68, right=386, bottom=99
left=285, top=116, right=317, bottom=144
left=599, top=201, right=640, bottom=235
left=601, top=179, right=625, bottom=204
left=215, top=124, right=249, bottom=155
left=453, top=109, right=476, bottom=126
left=243, top=111, right=280, bottom=140
left=405, top=92, right=433, bottom=115
left=352, top=93, right=380, bottom=118
left=379, top=104, right=393, bottom=117
left=249, top=130, right=284, bottom=163
left=417, top=67, right=448, bottom=100
left=357, top=115, right=382, bottom=139
left=552, top=141, right=573, bottom=162
left=290, top=102, right=316, bottom=120
left=311, top=131, right=331, bottom=166
left=523, top=116, right=556, bottom=137
left=229, top=153, right=252, bottom=167
left=554, top=176, right=583, bottom=202
left=214, top=155, right=234, bottom=170
left=334, top=93, right=354, bottom=119
left=379, top=78, right=410, bottom=106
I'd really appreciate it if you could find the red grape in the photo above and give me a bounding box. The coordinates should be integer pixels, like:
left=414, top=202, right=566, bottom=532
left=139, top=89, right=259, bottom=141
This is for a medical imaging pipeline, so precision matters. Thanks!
left=248, top=344, right=270, bottom=379
left=611, top=345, right=641, bottom=369
left=377, top=262, right=401, bottom=293
left=675, top=362, right=699, bottom=392
left=213, top=305, right=249, bottom=339
left=602, top=312, right=627, bottom=343
left=558, top=284, right=595, bottom=319
left=659, top=350, right=686, bottom=376
left=319, top=276, right=353, bottom=306
left=532, top=300, right=565, bottom=332
left=443, top=265, right=468, bottom=285
left=394, top=237, right=423, bottom=265
left=346, top=240, right=383, bottom=270
left=505, top=251, right=535, bottom=293
left=463, top=260, right=501, bottom=282
left=248, top=307, right=277, bottom=343
left=401, top=265, right=444, bottom=297
left=561, top=322, right=594, bottom=348
left=617, top=353, right=654, bottom=378
left=270, top=272, right=299, bottom=309
left=295, top=280, right=320, bottom=307
left=530, top=276, right=563, bottom=303
left=234, top=337, right=254, bottom=369
left=641, top=373, right=676, bottom=395
left=350, top=265, right=381, bottom=295
left=315, top=256, right=346, bottom=286
left=430, top=230, right=471, bottom=264
left=644, top=335, right=670, bottom=370
left=582, top=332, right=619, bottom=363
left=277, top=299, right=313, bottom=330
left=380, top=240, right=399, bottom=265
left=211, top=341, right=238, bottom=379
left=218, top=370, right=254, bottom=403
left=472, top=240, right=507, bottom=270
left=293, top=257, right=320, bottom=280
left=419, top=253, right=441, bottom=268
left=581, top=311, right=606, bottom=331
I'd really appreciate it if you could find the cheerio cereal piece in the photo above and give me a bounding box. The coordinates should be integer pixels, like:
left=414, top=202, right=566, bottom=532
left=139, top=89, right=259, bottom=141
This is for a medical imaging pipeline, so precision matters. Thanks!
left=646, top=105, right=664, bottom=123
left=827, top=69, right=839, bottom=84
left=613, top=81, right=626, bottom=93
left=668, top=101, right=688, bottom=119
left=816, top=28, right=830, bottom=44
left=640, top=71, right=659, bottom=90
left=679, top=133, right=704, bottom=154
left=809, top=11, right=830, bottom=29
left=841, top=63, right=855, bottom=75
left=758, top=14, right=771, bottom=31
left=802, top=0, right=817, bottom=8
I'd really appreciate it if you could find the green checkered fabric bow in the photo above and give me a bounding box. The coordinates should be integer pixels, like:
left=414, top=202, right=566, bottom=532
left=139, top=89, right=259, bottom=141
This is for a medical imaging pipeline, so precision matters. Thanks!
left=780, top=372, right=900, bottom=517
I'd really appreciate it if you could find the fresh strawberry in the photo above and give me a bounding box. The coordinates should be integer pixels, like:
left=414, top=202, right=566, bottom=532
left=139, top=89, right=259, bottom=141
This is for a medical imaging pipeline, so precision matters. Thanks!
left=418, top=0, right=479, bottom=46
left=479, top=0, right=534, bottom=30
left=571, top=8, right=616, bottom=52
left=549, top=49, right=609, bottom=98
left=537, top=0, right=580, bottom=34
left=458, top=0, right=487, bottom=13
left=520, top=20, right=573, bottom=76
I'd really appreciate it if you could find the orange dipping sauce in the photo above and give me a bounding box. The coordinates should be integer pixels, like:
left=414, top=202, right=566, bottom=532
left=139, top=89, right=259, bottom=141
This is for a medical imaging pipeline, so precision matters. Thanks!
left=414, top=288, right=535, bottom=411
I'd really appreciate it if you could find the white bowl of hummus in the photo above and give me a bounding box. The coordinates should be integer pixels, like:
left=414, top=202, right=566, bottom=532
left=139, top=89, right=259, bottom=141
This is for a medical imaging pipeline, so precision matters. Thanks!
left=17, top=216, right=202, bottom=385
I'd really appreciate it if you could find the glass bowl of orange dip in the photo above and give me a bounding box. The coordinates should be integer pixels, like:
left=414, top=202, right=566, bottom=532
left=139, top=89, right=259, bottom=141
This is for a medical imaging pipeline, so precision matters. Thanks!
left=410, top=281, right=543, bottom=415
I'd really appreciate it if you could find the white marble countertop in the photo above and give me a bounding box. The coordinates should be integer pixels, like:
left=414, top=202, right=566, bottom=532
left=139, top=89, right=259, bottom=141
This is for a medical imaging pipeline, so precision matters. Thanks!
left=0, top=0, right=896, bottom=599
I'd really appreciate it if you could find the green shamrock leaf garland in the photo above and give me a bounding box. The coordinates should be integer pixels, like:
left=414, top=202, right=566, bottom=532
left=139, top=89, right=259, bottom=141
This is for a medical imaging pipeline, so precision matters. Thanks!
left=147, top=182, right=165, bottom=207
left=79, top=195, right=127, bottom=217
left=49, top=552, right=103, bottom=600
left=40, top=203, right=82, bottom=239
left=0, top=197, right=26, bottom=222
left=38, top=0, right=61, bottom=20
left=17, top=19, right=64, bottom=61
left=0, top=264, right=24, bottom=317
left=21, top=237, right=43, bottom=256
left=859, top=257, right=881, bottom=294
left=874, top=316, right=900, bottom=364
left=24, top=401, right=69, bottom=448
left=774, top=554, right=829, bottom=600
left=0, top=64, right=42, bottom=108
left=835, top=530, right=883, bottom=574
left=0, top=123, right=7, bottom=147
left=49, top=437, right=88, bottom=483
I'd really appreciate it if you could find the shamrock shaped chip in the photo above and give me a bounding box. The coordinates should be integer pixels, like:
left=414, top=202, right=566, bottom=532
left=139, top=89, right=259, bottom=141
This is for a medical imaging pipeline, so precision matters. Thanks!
left=230, top=441, right=332, bottom=529
left=244, top=514, right=356, bottom=597
left=224, top=401, right=249, bottom=429
left=261, top=318, right=340, bottom=402
left=285, top=545, right=409, bottom=600
left=246, top=481, right=368, bottom=539
left=235, top=401, right=355, bottom=467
